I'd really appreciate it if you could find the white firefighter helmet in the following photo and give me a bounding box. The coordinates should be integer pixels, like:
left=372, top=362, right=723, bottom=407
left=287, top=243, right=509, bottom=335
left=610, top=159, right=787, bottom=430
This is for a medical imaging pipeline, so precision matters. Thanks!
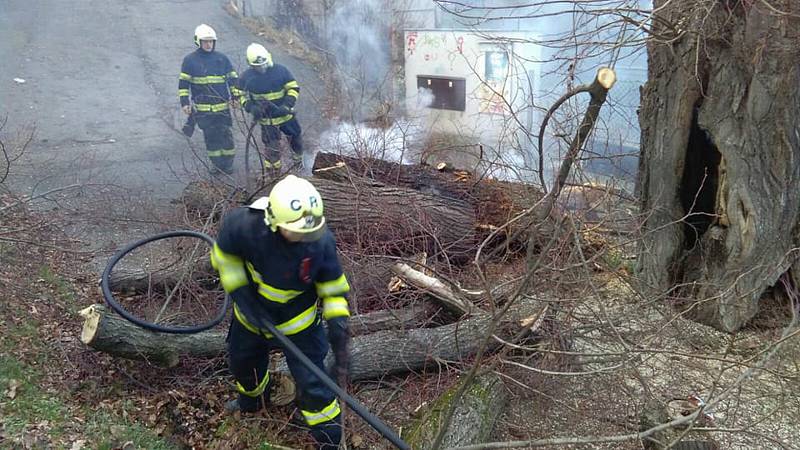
left=194, top=24, right=217, bottom=47
left=265, top=175, right=325, bottom=242
left=246, top=43, right=273, bottom=68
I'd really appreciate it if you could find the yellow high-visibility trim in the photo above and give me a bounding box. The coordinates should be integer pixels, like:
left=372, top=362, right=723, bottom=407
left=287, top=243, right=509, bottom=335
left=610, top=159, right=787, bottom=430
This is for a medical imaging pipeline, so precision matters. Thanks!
left=245, top=262, right=302, bottom=303
left=178, top=89, right=190, bottom=97
left=233, top=303, right=318, bottom=337
left=258, top=114, right=292, bottom=126
left=191, top=75, right=226, bottom=84
left=284, top=80, right=299, bottom=90
left=211, top=244, right=249, bottom=292
left=236, top=371, right=270, bottom=397
left=276, top=304, right=317, bottom=335
left=194, top=102, right=229, bottom=112
left=301, top=399, right=341, bottom=426
left=230, top=86, right=243, bottom=97
left=316, top=275, right=350, bottom=297
left=286, top=89, right=299, bottom=98
left=208, top=149, right=236, bottom=157
left=322, top=296, right=350, bottom=319
left=251, top=91, right=285, bottom=101
left=179, top=72, right=192, bottom=81
left=264, top=160, right=282, bottom=170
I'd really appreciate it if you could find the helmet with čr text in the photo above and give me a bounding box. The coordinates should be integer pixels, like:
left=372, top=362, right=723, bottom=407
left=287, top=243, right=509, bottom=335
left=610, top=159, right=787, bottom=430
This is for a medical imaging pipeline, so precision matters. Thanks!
left=265, top=175, right=325, bottom=242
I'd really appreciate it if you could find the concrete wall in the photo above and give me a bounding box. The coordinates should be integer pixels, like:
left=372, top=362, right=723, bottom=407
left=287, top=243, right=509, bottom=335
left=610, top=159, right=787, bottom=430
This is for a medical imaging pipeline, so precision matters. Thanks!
left=404, top=29, right=541, bottom=165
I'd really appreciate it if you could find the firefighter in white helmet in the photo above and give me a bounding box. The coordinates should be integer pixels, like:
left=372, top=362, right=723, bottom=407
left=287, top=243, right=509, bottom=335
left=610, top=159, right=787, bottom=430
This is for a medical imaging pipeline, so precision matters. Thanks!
left=178, top=24, right=240, bottom=174
left=211, top=174, right=350, bottom=448
left=237, top=43, right=303, bottom=170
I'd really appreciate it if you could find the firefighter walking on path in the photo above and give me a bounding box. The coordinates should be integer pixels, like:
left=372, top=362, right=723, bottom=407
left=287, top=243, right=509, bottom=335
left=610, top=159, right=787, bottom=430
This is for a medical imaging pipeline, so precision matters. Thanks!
left=178, top=24, right=240, bottom=174
left=210, top=175, right=351, bottom=449
left=238, top=43, right=304, bottom=170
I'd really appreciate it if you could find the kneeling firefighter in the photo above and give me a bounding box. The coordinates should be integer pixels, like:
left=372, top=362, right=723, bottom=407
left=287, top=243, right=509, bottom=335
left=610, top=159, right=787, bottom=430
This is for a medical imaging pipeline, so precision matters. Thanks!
left=210, top=175, right=350, bottom=448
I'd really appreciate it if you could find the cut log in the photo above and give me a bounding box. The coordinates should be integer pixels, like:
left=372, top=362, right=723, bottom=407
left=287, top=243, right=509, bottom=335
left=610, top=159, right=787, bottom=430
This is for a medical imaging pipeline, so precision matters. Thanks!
left=405, top=372, right=508, bottom=450
left=79, top=304, right=222, bottom=367
left=313, top=152, right=544, bottom=246
left=79, top=304, right=434, bottom=367
left=313, top=177, right=477, bottom=259
left=180, top=177, right=478, bottom=260
left=80, top=300, right=543, bottom=379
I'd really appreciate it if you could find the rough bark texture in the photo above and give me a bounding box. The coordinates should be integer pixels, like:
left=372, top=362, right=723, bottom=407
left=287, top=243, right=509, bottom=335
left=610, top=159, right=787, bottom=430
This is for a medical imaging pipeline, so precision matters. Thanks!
left=80, top=305, right=223, bottom=367
left=80, top=304, right=431, bottom=367
left=405, top=372, right=508, bottom=450
left=81, top=301, right=542, bottom=379
left=180, top=177, right=477, bottom=260
left=312, top=177, right=478, bottom=259
left=637, top=1, right=800, bottom=331
left=313, top=152, right=543, bottom=245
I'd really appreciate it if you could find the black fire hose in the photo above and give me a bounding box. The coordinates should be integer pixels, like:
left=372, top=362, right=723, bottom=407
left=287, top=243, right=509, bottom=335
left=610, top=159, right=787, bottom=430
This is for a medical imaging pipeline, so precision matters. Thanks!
left=101, top=231, right=410, bottom=450
left=246, top=308, right=410, bottom=450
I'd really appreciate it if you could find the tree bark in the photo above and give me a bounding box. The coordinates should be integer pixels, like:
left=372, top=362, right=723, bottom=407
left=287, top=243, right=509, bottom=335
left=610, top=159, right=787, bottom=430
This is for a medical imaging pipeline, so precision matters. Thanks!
left=311, top=177, right=477, bottom=259
left=313, top=152, right=543, bottom=246
left=180, top=177, right=478, bottom=260
left=80, top=304, right=432, bottom=367
left=80, top=301, right=543, bottom=379
left=637, top=1, right=800, bottom=331
left=405, top=372, right=507, bottom=450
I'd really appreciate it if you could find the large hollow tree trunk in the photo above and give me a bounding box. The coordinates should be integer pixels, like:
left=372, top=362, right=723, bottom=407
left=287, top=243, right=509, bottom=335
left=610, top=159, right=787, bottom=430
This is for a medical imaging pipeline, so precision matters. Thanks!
left=637, top=1, right=800, bottom=331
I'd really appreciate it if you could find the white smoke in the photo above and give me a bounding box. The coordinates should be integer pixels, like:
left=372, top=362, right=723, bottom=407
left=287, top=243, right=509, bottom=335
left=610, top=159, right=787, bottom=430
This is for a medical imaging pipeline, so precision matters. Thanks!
left=318, top=120, right=426, bottom=165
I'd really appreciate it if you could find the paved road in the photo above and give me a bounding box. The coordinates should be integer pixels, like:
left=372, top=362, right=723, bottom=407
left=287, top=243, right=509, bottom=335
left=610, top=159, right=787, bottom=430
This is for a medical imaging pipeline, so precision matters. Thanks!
left=0, top=0, right=328, bottom=251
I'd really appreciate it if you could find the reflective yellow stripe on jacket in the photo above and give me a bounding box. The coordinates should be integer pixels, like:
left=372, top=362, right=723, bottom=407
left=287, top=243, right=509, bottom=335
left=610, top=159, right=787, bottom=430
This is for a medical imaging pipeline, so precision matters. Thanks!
left=195, top=102, right=229, bottom=112
left=233, top=302, right=318, bottom=337
left=245, top=262, right=302, bottom=303
left=210, top=243, right=248, bottom=292
left=258, top=114, right=293, bottom=126
left=316, top=274, right=351, bottom=319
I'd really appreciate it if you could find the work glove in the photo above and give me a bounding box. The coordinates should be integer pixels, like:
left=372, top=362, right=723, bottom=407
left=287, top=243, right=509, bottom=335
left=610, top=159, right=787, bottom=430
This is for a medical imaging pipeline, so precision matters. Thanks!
left=284, top=95, right=296, bottom=109
left=249, top=102, right=266, bottom=120
left=181, top=113, right=196, bottom=137
left=327, top=317, right=350, bottom=384
left=276, top=105, right=294, bottom=117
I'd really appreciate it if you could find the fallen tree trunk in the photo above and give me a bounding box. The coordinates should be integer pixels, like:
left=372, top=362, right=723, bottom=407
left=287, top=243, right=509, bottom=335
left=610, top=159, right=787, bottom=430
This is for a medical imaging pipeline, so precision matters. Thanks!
left=181, top=177, right=478, bottom=260
left=106, top=259, right=214, bottom=293
left=313, top=177, right=478, bottom=259
left=80, top=300, right=544, bottom=380
left=80, top=304, right=432, bottom=367
left=313, top=152, right=544, bottom=246
left=405, top=372, right=507, bottom=450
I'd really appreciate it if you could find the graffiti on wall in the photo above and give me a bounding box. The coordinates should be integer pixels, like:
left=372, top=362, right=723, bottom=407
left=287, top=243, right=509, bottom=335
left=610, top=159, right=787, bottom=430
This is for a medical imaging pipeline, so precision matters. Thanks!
left=407, top=32, right=465, bottom=70
left=479, top=51, right=510, bottom=115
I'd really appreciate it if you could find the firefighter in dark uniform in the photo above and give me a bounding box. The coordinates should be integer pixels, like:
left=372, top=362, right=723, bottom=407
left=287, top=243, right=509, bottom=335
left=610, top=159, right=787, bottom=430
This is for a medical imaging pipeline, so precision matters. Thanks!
left=178, top=24, right=240, bottom=174
left=211, top=175, right=350, bottom=448
left=238, top=43, right=303, bottom=170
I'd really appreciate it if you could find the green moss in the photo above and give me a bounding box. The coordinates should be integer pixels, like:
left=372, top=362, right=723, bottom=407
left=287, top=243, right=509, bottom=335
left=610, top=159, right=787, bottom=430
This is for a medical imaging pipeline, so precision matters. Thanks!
left=405, top=373, right=504, bottom=449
